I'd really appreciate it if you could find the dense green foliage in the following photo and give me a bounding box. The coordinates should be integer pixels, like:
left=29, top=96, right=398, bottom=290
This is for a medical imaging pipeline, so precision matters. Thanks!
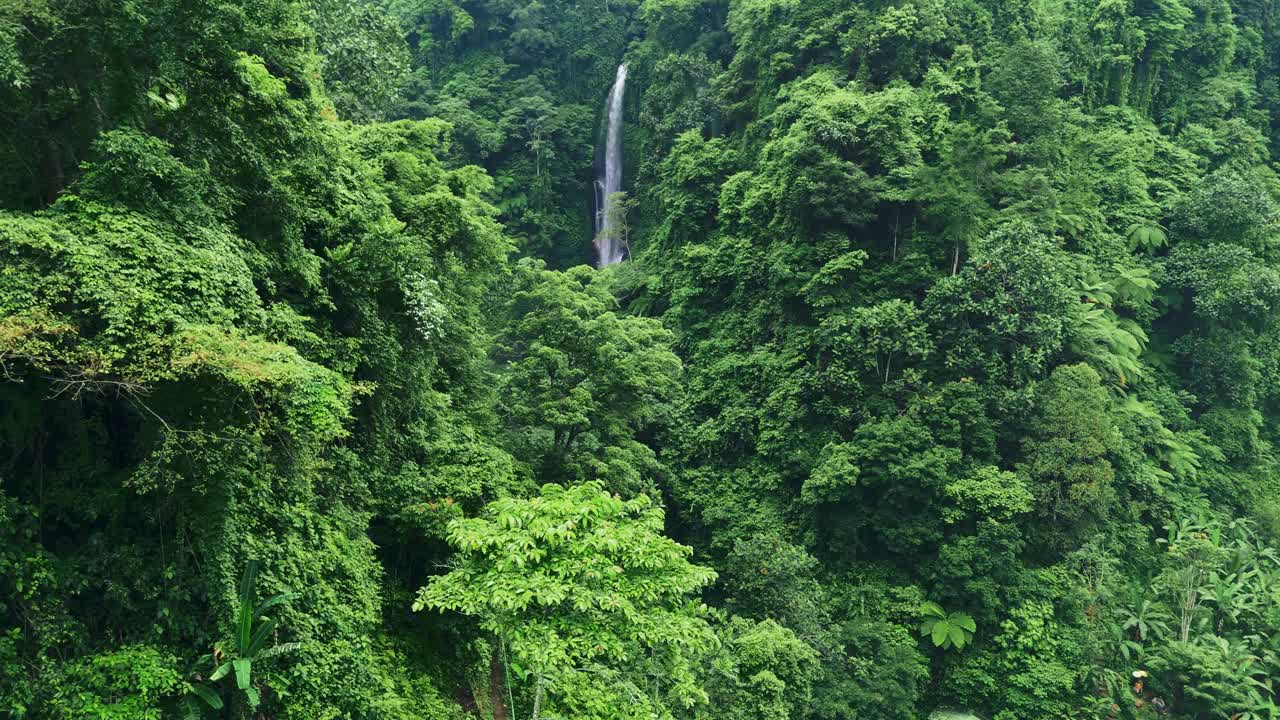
left=415, top=482, right=717, bottom=720
left=6, top=0, right=1280, bottom=718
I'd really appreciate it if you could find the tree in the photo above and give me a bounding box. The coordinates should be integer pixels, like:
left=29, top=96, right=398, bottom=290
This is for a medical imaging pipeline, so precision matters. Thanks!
left=311, top=0, right=412, bottom=122
left=598, top=190, right=639, bottom=260
left=414, top=482, right=718, bottom=720
left=703, top=616, right=820, bottom=720
left=803, top=416, right=960, bottom=558
left=494, top=260, right=683, bottom=493
left=925, top=222, right=1076, bottom=385
left=1019, top=363, right=1120, bottom=554
left=0, top=3, right=510, bottom=714
left=985, top=39, right=1064, bottom=140
left=816, top=299, right=933, bottom=384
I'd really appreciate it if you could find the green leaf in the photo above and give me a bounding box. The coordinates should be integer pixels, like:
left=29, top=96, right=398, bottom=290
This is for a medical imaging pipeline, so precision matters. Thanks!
left=189, top=682, right=224, bottom=709
left=247, top=616, right=280, bottom=658
left=1125, top=222, right=1167, bottom=252
left=948, top=624, right=967, bottom=649
left=326, top=242, right=354, bottom=264
left=209, top=662, right=232, bottom=682
left=233, top=658, right=252, bottom=690
left=245, top=686, right=261, bottom=708
left=953, top=613, right=976, bottom=633
left=919, top=601, right=946, bottom=619
left=257, top=642, right=302, bottom=660
left=931, top=621, right=950, bottom=647
left=238, top=560, right=260, bottom=653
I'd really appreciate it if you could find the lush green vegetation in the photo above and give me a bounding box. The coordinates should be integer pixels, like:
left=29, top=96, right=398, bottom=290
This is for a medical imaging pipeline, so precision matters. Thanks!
left=4, top=0, right=1280, bottom=718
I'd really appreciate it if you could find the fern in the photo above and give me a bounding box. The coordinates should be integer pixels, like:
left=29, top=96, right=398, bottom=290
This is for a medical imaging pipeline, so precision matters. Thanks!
left=1070, top=305, right=1147, bottom=385
left=1116, top=396, right=1204, bottom=479
left=1110, top=265, right=1158, bottom=304
left=1071, top=265, right=1156, bottom=386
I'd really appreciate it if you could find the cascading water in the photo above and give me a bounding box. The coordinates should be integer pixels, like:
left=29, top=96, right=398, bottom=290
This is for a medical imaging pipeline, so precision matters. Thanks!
left=593, top=63, right=628, bottom=267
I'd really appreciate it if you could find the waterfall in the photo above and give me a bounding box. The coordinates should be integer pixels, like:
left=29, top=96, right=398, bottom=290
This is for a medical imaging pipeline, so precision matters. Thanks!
left=594, top=63, right=628, bottom=267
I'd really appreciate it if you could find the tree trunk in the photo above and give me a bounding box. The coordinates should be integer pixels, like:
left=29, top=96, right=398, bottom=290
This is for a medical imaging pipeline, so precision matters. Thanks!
left=891, top=207, right=900, bottom=262
left=531, top=675, right=545, bottom=720
left=490, top=642, right=508, bottom=720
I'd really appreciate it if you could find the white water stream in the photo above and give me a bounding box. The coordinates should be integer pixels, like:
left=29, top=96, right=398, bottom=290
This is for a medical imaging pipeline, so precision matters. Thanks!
left=593, top=63, right=628, bottom=266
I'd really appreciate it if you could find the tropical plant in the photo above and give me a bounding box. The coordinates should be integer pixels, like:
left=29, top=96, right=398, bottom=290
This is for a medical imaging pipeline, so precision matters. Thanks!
left=187, top=561, right=300, bottom=715
left=1071, top=266, right=1155, bottom=385
left=918, top=602, right=976, bottom=651
left=1125, top=222, right=1168, bottom=253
